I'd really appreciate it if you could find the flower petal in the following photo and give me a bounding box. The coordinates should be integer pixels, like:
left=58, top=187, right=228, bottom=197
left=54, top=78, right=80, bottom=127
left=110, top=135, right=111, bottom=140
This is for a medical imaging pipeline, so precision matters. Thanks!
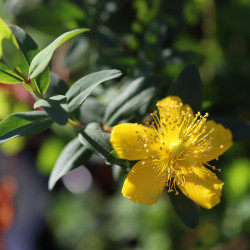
left=157, top=96, right=194, bottom=119
left=157, top=96, right=183, bottom=107
left=199, top=120, right=233, bottom=163
left=122, top=160, right=165, bottom=204
left=110, top=123, right=156, bottom=160
left=178, top=164, right=223, bottom=209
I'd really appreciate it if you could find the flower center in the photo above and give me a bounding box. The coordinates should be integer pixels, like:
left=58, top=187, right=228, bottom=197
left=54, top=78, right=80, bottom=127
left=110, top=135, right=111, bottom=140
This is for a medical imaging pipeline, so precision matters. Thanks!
left=135, top=99, right=222, bottom=195
left=169, top=139, right=184, bottom=156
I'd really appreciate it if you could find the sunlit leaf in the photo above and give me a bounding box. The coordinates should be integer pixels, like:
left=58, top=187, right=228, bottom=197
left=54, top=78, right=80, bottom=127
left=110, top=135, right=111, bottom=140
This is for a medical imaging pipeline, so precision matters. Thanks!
left=0, top=111, right=53, bottom=144
left=29, top=28, right=89, bottom=79
left=0, top=17, right=22, bottom=69
left=0, top=61, right=22, bottom=84
left=10, top=25, right=50, bottom=95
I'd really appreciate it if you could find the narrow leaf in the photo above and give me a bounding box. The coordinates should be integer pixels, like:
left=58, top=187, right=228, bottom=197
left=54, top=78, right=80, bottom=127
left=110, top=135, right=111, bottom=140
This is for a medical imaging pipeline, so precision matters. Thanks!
left=79, top=123, right=134, bottom=168
left=10, top=25, right=50, bottom=95
left=168, top=189, right=199, bottom=228
left=0, top=61, right=22, bottom=83
left=34, top=95, right=68, bottom=125
left=44, top=73, right=68, bottom=99
left=0, top=111, right=53, bottom=144
left=29, top=28, right=89, bottom=79
left=78, top=123, right=111, bottom=160
left=66, top=69, right=122, bottom=112
left=79, top=97, right=106, bottom=124
left=48, top=137, right=92, bottom=190
left=106, top=86, right=156, bottom=126
left=103, top=77, right=145, bottom=123
left=168, top=64, right=202, bottom=113
left=0, top=18, right=21, bottom=69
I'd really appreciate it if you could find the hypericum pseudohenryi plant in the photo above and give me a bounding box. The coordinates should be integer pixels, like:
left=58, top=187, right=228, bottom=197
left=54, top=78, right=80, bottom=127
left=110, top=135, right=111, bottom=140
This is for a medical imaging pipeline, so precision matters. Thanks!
left=1, top=17, right=247, bottom=228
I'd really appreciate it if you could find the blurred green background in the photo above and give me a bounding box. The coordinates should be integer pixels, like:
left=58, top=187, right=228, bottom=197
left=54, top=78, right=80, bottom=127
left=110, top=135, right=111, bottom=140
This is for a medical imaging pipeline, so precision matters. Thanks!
left=1, top=0, right=250, bottom=249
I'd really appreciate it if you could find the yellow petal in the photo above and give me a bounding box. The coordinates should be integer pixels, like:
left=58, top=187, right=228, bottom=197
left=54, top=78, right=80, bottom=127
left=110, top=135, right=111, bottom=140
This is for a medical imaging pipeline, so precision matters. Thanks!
left=199, top=120, right=233, bottom=163
left=178, top=164, right=224, bottom=209
left=157, top=95, right=194, bottom=119
left=157, top=96, right=183, bottom=107
left=122, top=160, right=165, bottom=204
left=110, top=123, right=156, bottom=160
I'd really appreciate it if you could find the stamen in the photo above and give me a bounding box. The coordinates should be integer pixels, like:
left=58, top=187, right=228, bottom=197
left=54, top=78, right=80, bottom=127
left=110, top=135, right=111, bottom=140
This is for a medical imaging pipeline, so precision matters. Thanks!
left=134, top=99, right=220, bottom=196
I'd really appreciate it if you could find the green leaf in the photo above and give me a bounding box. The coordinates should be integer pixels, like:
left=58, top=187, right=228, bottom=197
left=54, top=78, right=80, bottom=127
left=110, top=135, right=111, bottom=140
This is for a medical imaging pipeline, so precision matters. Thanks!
left=10, top=25, right=40, bottom=66
left=103, top=77, right=146, bottom=123
left=78, top=123, right=111, bottom=160
left=168, top=64, right=202, bottom=113
left=78, top=122, right=130, bottom=167
left=48, top=137, right=92, bottom=190
left=34, top=95, right=68, bottom=125
left=104, top=76, right=159, bottom=126
left=108, top=87, right=156, bottom=126
left=168, top=189, right=199, bottom=228
left=211, top=116, right=250, bottom=141
left=66, top=69, right=122, bottom=112
left=44, top=72, right=68, bottom=99
left=104, top=76, right=160, bottom=125
left=10, top=25, right=50, bottom=95
left=29, top=28, right=89, bottom=79
left=0, top=111, right=53, bottom=144
left=79, top=97, right=106, bottom=124
left=0, top=60, right=22, bottom=84
left=0, top=18, right=22, bottom=69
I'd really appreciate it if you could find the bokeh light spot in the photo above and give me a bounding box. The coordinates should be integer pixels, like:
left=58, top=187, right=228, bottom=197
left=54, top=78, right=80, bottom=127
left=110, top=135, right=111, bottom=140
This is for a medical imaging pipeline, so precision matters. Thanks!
left=62, top=166, right=92, bottom=194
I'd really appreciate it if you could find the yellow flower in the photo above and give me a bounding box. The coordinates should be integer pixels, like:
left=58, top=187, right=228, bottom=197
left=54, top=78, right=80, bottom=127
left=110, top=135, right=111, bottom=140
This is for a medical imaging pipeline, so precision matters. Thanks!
left=110, top=96, right=233, bottom=209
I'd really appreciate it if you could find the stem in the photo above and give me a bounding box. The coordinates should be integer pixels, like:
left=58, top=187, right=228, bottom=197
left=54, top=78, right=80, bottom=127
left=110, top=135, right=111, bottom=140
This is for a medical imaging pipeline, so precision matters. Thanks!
left=103, top=124, right=113, bottom=133
left=14, top=69, right=30, bottom=83
left=14, top=69, right=43, bottom=99
left=68, top=118, right=84, bottom=130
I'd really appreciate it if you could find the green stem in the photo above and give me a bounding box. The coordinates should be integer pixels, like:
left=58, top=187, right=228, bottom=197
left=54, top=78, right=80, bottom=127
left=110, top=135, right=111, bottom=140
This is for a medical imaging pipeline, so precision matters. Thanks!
left=68, top=118, right=84, bottom=130
left=14, top=69, right=43, bottom=99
